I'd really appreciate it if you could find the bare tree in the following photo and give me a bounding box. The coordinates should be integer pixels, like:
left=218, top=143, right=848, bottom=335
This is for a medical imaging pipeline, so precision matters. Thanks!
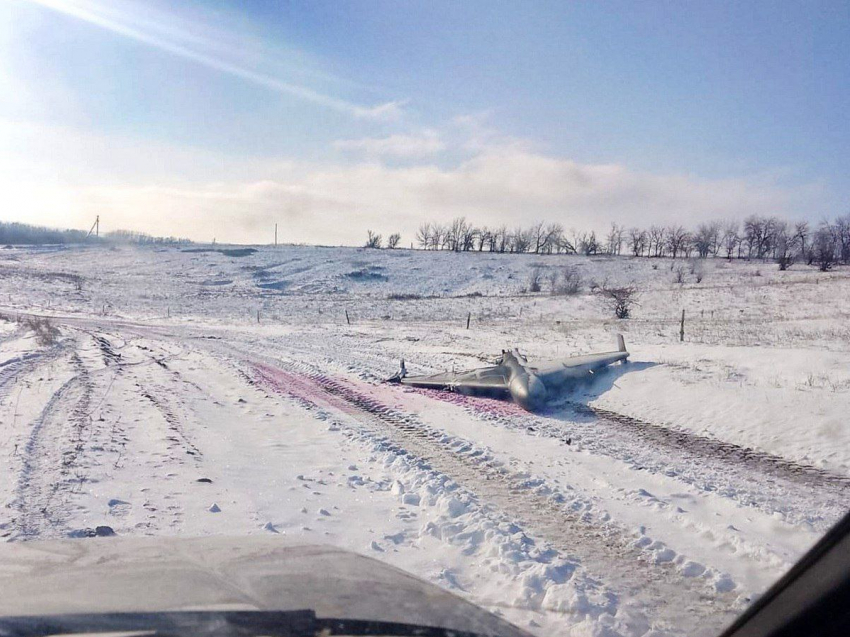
left=463, top=226, right=478, bottom=251
left=649, top=225, right=666, bottom=257
left=494, top=225, right=509, bottom=253
left=387, top=233, right=401, bottom=249
left=708, top=220, right=722, bottom=256
left=693, top=223, right=715, bottom=258
left=628, top=227, right=648, bottom=257
left=443, top=217, right=475, bottom=252
left=416, top=223, right=431, bottom=249
left=529, top=222, right=547, bottom=254
left=835, top=214, right=850, bottom=264
left=476, top=226, right=491, bottom=251
left=605, top=223, right=624, bottom=255
left=742, top=215, right=781, bottom=259
left=721, top=221, right=740, bottom=259
left=511, top=227, right=532, bottom=253
left=743, top=215, right=761, bottom=258
left=556, top=232, right=577, bottom=254
left=487, top=227, right=500, bottom=252
left=764, top=216, right=781, bottom=258
left=776, top=249, right=795, bottom=271
left=773, top=223, right=794, bottom=269
left=813, top=225, right=837, bottom=271
left=430, top=224, right=446, bottom=251
left=665, top=225, right=689, bottom=259
left=793, top=221, right=810, bottom=261
left=542, top=223, right=564, bottom=254
left=365, top=230, right=382, bottom=249
left=406, top=213, right=842, bottom=263
left=444, top=217, right=466, bottom=251
left=578, top=231, right=599, bottom=255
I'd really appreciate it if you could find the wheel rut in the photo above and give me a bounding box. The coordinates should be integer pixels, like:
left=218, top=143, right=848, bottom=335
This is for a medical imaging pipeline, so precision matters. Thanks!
left=572, top=403, right=850, bottom=492
left=401, top=383, right=847, bottom=528
left=10, top=352, right=95, bottom=539
left=246, top=357, right=740, bottom=635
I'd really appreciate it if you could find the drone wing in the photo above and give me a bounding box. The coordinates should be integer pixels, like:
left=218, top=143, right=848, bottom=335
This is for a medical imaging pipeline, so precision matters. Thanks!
left=400, top=365, right=510, bottom=391
left=532, top=335, right=629, bottom=386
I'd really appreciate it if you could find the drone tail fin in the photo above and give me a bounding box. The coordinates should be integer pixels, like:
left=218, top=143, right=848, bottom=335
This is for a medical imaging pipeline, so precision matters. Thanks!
left=386, top=359, right=407, bottom=383
left=617, top=334, right=627, bottom=353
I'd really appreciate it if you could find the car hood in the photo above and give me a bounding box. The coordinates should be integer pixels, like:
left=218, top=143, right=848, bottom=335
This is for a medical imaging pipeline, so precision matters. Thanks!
left=0, top=536, right=529, bottom=637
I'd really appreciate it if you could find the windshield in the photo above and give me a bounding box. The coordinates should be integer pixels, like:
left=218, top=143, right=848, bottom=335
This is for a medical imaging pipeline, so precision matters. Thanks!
left=0, top=2, right=848, bottom=637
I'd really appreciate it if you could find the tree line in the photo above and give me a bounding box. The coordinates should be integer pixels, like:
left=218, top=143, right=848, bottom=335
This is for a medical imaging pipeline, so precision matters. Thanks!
left=366, top=214, right=850, bottom=271
left=0, top=222, right=190, bottom=246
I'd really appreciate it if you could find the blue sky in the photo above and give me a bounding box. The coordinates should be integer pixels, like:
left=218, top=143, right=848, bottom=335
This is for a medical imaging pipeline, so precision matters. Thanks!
left=1, top=0, right=847, bottom=244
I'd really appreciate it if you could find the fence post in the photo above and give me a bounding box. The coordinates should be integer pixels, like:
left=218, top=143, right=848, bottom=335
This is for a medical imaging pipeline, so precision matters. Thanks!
left=466, top=312, right=471, bottom=329
left=345, top=310, right=351, bottom=325
left=680, top=309, right=685, bottom=342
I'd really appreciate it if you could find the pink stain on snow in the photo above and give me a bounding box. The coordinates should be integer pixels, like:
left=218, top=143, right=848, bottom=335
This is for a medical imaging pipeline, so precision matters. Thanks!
left=251, top=363, right=355, bottom=416
left=402, top=386, right=525, bottom=419
left=251, top=361, right=525, bottom=423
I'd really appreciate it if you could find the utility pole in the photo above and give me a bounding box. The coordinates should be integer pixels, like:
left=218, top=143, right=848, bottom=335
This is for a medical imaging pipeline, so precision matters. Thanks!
left=86, top=215, right=100, bottom=239
left=274, top=223, right=278, bottom=246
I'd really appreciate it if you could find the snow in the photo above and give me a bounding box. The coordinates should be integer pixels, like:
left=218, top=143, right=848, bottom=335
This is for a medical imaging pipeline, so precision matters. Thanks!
left=0, top=243, right=848, bottom=637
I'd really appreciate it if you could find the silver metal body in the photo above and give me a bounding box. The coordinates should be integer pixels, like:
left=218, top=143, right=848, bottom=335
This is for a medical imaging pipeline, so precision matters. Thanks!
left=398, top=335, right=629, bottom=411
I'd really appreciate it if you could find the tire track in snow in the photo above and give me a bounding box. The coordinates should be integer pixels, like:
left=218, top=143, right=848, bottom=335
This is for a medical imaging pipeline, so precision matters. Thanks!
left=137, top=383, right=203, bottom=461
left=77, top=327, right=203, bottom=464
left=10, top=351, right=94, bottom=539
left=0, top=344, right=65, bottom=407
left=396, top=382, right=848, bottom=528
left=572, top=403, right=850, bottom=492
left=246, top=358, right=741, bottom=636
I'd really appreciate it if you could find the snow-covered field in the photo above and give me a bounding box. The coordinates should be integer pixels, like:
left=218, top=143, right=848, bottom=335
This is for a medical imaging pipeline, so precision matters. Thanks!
left=0, top=243, right=848, bottom=637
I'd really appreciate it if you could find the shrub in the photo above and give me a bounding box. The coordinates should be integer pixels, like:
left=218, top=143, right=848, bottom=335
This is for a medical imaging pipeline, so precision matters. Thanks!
left=386, top=292, right=441, bottom=300
left=23, top=316, right=60, bottom=346
left=600, top=285, right=639, bottom=319
left=688, top=259, right=704, bottom=282
left=776, top=254, right=795, bottom=271
left=551, top=266, right=583, bottom=296
left=589, top=275, right=610, bottom=294
left=365, top=230, right=383, bottom=249
left=528, top=266, right=543, bottom=293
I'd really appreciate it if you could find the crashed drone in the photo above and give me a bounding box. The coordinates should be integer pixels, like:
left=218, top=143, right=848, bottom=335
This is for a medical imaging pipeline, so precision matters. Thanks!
left=391, top=335, right=629, bottom=411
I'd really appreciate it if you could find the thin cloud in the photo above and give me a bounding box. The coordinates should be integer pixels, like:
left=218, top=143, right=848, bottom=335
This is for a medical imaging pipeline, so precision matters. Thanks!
left=24, top=0, right=402, bottom=119
left=334, top=130, right=444, bottom=158
left=1, top=120, right=831, bottom=245
left=353, top=99, right=409, bottom=122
